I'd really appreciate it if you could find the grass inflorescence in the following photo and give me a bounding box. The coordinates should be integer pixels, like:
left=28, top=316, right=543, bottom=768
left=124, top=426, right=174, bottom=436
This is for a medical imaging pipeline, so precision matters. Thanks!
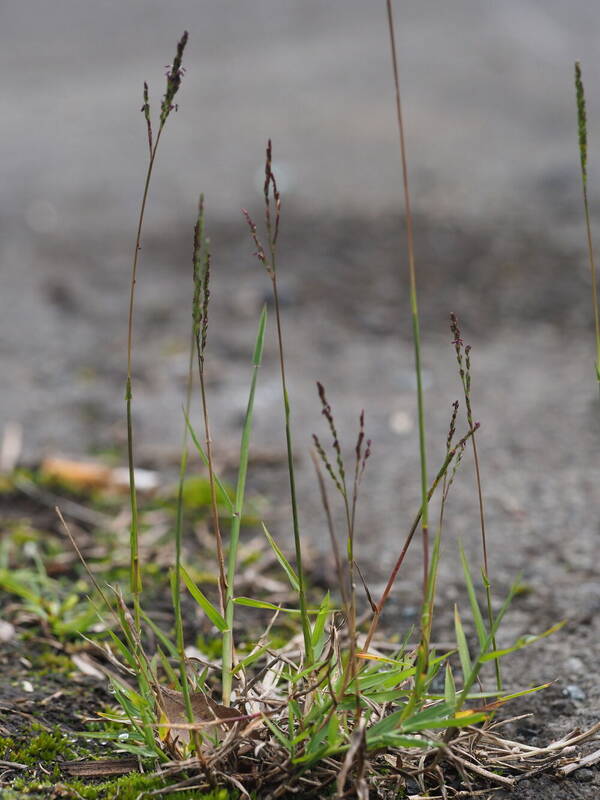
left=574, top=61, right=600, bottom=387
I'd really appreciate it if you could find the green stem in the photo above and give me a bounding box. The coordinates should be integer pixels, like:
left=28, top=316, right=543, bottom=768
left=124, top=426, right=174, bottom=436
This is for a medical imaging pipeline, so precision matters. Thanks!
left=126, top=122, right=165, bottom=634
left=222, top=307, right=267, bottom=705
left=575, top=62, right=600, bottom=385
left=173, top=332, right=202, bottom=756
left=385, top=0, right=429, bottom=600
left=272, top=278, right=314, bottom=665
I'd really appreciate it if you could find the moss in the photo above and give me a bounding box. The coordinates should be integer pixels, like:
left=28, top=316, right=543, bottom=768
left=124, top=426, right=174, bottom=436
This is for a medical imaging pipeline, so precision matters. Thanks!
left=0, top=726, right=78, bottom=784
left=0, top=727, right=76, bottom=765
left=31, top=651, right=75, bottom=676
left=9, top=772, right=234, bottom=799
left=1, top=727, right=235, bottom=798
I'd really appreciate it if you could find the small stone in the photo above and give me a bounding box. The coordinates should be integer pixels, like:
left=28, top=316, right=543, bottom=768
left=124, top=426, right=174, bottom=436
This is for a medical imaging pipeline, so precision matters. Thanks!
left=574, top=768, right=595, bottom=783
left=21, top=681, right=34, bottom=693
left=0, top=620, right=15, bottom=642
left=564, top=684, right=586, bottom=702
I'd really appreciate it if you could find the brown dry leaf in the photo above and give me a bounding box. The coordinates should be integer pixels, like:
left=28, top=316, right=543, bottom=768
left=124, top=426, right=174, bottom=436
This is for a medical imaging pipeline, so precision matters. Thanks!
left=62, top=757, right=140, bottom=777
left=156, top=686, right=240, bottom=746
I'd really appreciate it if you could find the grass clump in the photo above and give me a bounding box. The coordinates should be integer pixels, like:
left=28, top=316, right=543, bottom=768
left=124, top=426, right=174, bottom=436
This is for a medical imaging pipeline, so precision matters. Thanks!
left=14, top=21, right=593, bottom=800
left=2, top=20, right=595, bottom=800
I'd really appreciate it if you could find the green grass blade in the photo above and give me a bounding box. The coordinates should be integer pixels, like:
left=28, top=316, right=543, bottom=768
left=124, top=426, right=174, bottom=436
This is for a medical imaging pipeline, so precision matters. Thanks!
left=444, top=662, right=456, bottom=707
left=181, top=566, right=227, bottom=631
left=183, top=411, right=234, bottom=513
left=454, top=605, right=472, bottom=682
left=233, top=597, right=329, bottom=614
left=479, top=621, right=565, bottom=662
left=262, top=522, right=299, bottom=591
left=460, top=545, right=488, bottom=648
left=403, top=712, right=487, bottom=732
left=456, top=579, right=521, bottom=709
left=261, top=715, right=292, bottom=750
left=222, top=306, right=267, bottom=704
left=310, top=591, right=331, bottom=659
left=232, top=643, right=271, bottom=674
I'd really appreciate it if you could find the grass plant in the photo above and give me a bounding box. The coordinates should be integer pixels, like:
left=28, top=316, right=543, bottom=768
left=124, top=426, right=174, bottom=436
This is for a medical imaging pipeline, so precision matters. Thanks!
left=126, top=31, right=188, bottom=635
left=243, top=143, right=313, bottom=664
left=575, top=62, right=600, bottom=385
left=28, top=21, right=597, bottom=800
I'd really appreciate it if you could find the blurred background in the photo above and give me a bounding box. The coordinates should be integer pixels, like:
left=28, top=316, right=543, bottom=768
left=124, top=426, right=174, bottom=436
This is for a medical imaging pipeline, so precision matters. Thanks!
left=1, top=0, right=600, bottom=607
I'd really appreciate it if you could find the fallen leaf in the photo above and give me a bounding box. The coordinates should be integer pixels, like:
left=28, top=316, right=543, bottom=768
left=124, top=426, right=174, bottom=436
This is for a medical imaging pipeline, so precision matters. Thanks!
left=40, top=456, right=159, bottom=494
left=156, top=686, right=240, bottom=746
left=62, top=757, right=140, bottom=777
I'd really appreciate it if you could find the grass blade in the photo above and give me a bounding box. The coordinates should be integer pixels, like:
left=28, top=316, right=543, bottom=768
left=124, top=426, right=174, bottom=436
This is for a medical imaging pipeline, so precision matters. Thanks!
left=262, top=522, right=300, bottom=592
left=460, top=545, right=488, bottom=649
left=181, top=566, right=227, bottom=632
left=454, top=605, right=472, bottom=682
left=222, top=305, right=268, bottom=704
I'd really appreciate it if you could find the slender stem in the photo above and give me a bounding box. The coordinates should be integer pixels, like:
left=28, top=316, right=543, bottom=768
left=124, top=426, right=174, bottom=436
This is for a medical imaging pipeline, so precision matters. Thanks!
left=583, top=192, right=600, bottom=383
left=311, top=452, right=348, bottom=611
left=196, top=343, right=227, bottom=615
left=385, top=0, right=429, bottom=600
left=451, top=322, right=502, bottom=692
left=271, top=276, right=314, bottom=664
left=126, top=122, right=165, bottom=633
left=575, top=63, right=600, bottom=384
left=222, top=307, right=267, bottom=705
left=471, top=433, right=501, bottom=690
left=173, top=333, right=202, bottom=757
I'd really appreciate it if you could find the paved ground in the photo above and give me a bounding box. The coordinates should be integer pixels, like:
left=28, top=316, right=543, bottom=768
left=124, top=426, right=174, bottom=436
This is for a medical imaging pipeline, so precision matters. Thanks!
left=1, top=3, right=600, bottom=796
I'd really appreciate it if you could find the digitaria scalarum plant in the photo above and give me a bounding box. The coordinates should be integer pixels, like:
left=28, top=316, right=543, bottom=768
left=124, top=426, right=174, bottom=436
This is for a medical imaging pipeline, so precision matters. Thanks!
left=171, top=328, right=203, bottom=760
left=184, top=196, right=268, bottom=707
left=192, top=197, right=227, bottom=617
left=126, top=31, right=188, bottom=634
left=574, top=62, right=600, bottom=387
left=402, top=402, right=465, bottom=721
left=312, top=385, right=370, bottom=677
left=450, top=313, right=501, bottom=692
left=243, top=141, right=313, bottom=665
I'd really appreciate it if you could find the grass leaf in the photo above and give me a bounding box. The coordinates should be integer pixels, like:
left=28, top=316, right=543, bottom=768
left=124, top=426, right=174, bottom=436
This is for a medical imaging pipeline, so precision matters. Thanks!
left=262, top=522, right=299, bottom=591
left=460, top=545, right=488, bottom=648
left=454, top=605, right=472, bottom=681
left=181, top=566, right=228, bottom=631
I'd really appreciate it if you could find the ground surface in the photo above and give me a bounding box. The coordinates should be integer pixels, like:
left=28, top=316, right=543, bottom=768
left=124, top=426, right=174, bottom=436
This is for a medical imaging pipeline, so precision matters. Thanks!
left=1, top=2, right=600, bottom=797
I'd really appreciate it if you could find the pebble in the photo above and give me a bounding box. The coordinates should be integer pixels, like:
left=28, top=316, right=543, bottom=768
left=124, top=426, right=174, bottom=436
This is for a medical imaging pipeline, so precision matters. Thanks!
left=574, top=768, right=595, bottom=783
left=563, top=684, right=586, bottom=702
